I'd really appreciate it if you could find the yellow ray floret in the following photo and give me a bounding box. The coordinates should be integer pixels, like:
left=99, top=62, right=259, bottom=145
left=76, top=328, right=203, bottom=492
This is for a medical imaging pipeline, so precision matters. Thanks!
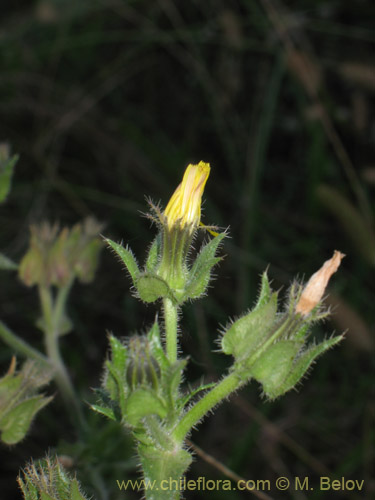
left=164, top=161, right=210, bottom=231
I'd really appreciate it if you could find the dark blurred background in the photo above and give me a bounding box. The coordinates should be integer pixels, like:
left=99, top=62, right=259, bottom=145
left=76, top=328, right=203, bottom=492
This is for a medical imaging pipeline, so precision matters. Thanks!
left=0, top=0, right=374, bottom=499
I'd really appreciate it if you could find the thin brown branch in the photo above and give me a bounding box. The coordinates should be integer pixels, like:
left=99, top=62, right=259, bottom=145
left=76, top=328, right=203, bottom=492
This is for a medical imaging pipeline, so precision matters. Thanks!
left=234, top=396, right=331, bottom=477
left=187, top=439, right=274, bottom=500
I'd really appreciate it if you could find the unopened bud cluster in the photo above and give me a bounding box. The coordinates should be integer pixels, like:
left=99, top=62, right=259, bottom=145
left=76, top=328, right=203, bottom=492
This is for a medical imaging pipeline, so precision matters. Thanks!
left=93, top=322, right=188, bottom=428
left=126, top=336, right=161, bottom=390
left=18, top=456, right=88, bottom=500
left=19, top=217, right=103, bottom=288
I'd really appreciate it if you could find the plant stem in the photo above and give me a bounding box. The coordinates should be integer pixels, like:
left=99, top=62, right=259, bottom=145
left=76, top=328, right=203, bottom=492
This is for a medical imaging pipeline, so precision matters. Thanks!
left=38, top=284, right=83, bottom=424
left=173, top=371, right=242, bottom=444
left=138, top=441, right=192, bottom=500
left=0, top=320, right=49, bottom=366
left=54, top=279, right=73, bottom=331
left=163, top=297, right=178, bottom=363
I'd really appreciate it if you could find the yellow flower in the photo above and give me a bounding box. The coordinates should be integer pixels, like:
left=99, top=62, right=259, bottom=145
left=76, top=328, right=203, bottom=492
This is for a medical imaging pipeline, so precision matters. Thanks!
left=164, top=161, right=210, bottom=232
left=295, top=250, right=345, bottom=316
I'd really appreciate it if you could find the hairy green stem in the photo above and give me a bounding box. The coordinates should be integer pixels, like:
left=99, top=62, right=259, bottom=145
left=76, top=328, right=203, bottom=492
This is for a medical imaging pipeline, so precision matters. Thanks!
left=138, top=442, right=192, bottom=500
left=163, top=297, right=178, bottom=363
left=173, top=371, right=243, bottom=444
left=0, top=320, right=49, bottom=366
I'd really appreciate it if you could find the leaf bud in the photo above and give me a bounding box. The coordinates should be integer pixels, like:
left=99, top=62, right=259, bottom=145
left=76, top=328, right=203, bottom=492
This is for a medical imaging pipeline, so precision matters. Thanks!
left=126, top=336, right=161, bottom=391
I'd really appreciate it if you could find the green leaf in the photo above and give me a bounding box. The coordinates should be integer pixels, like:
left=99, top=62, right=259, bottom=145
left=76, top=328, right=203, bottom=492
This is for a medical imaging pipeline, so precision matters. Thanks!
left=254, top=271, right=272, bottom=310
left=0, top=395, right=52, bottom=444
left=109, top=334, right=128, bottom=372
left=27, top=482, right=39, bottom=500
left=70, top=479, right=87, bottom=500
left=0, top=373, right=23, bottom=402
left=250, top=340, right=302, bottom=399
left=293, top=322, right=311, bottom=341
left=137, top=272, right=172, bottom=302
left=104, top=361, right=127, bottom=414
left=54, top=462, right=71, bottom=499
left=103, top=336, right=128, bottom=403
left=90, top=404, right=116, bottom=421
left=277, top=336, right=343, bottom=396
left=221, top=293, right=278, bottom=361
left=0, top=253, right=18, bottom=271
left=179, top=382, right=216, bottom=409
left=41, top=493, right=55, bottom=500
left=92, top=387, right=121, bottom=419
left=185, top=232, right=226, bottom=299
left=105, top=238, right=140, bottom=284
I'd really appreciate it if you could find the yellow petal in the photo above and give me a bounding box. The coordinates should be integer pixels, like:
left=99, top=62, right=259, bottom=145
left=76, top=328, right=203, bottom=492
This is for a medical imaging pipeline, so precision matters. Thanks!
left=164, top=162, right=210, bottom=231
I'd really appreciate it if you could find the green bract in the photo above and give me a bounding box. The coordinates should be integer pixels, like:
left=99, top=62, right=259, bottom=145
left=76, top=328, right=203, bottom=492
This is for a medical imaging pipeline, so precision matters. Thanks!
left=18, top=456, right=89, bottom=500
left=106, top=231, right=225, bottom=306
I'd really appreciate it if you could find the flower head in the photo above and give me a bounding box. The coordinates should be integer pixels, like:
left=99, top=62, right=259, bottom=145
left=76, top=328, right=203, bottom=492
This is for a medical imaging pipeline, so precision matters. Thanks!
left=164, top=161, right=210, bottom=233
left=295, top=250, right=345, bottom=316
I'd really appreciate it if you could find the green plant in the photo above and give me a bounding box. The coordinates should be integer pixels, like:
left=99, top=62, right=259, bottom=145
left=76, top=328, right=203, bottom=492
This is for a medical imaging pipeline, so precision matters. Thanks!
left=0, top=156, right=345, bottom=499
left=92, top=162, right=344, bottom=499
left=1, top=218, right=103, bottom=428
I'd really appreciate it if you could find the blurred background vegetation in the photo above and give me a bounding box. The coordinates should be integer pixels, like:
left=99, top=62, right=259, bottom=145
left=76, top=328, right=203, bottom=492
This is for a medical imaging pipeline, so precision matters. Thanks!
left=0, top=0, right=374, bottom=498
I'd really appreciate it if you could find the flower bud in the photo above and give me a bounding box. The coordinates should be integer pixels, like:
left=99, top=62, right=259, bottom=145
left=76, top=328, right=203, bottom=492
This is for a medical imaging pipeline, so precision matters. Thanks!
left=126, top=336, right=161, bottom=390
left=164, top=161, right=210, bottom=233
left=295, top=250, right=345, bottom=316
left=104, top=162, right=222, bottom=305
left=157, top=162, right=211, bottom=294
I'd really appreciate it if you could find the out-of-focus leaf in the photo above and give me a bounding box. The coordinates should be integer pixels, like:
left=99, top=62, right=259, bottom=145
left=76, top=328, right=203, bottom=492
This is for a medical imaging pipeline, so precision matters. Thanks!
left=0, top=253, right=18, bottom=271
